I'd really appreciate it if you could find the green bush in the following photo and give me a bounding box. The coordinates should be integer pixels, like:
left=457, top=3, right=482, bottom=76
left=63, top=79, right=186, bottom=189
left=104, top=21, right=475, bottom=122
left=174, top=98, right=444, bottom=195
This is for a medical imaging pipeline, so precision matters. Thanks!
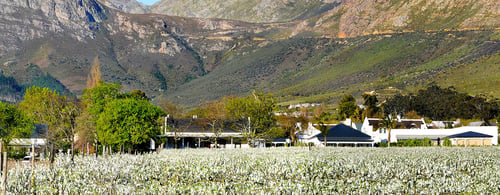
left=422, top=138, right=432, bottom=146
left=443, top=137, right=452, bottom=147
left=8, top=152, right=27, bottom=160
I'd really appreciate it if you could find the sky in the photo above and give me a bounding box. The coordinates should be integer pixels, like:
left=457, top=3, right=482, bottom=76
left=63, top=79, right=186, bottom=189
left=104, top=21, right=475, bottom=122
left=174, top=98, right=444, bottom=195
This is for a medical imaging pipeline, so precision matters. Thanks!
left=137, top=0, right=160, bottom=6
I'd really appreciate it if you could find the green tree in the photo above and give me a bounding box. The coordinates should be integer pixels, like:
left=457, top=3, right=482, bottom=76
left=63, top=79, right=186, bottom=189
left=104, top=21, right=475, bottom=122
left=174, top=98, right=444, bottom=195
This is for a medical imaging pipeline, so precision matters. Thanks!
left=276, top=113, right=308, bottom=144
left=96, top=97, right=165, bottom=152
left=362, top=91, right=379, bottom=118
left=379, top=114, right=396, bottom=147
left=337, top=94, right=358, bottom=120
left=129, top=89, right=148, bottom=100
left=80, top=81, right=123, bottom=156
left=158, top=98, right=183, bottom=118
left=18, top=86, right=78, bottom=163
left=317, top=121, right=329, bottom=147
left=198, top=100, right=227, bottom=147
left=82, top=81, right=123, bottom=117
left=0, top=102, right=33, bottom=150
left=225, top=90, right=277, bottom=146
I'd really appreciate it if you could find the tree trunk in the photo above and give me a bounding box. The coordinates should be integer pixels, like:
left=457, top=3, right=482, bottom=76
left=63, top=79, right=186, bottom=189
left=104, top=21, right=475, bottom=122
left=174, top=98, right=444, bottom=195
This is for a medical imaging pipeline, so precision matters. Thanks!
left=324, top=136, right=327, bottom=147
left=0, top=141, right=2, bottom=173
left=71, top=140, right=75, bottom=162
left=388, top=129, right=391, bottom=147
left=50, top=144, right=55, bottom=164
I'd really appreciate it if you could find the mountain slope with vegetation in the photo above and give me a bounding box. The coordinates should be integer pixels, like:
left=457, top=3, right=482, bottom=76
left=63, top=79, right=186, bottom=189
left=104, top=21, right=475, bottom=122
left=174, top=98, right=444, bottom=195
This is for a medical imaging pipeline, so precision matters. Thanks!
left=0, top=0, right=498, bottom=107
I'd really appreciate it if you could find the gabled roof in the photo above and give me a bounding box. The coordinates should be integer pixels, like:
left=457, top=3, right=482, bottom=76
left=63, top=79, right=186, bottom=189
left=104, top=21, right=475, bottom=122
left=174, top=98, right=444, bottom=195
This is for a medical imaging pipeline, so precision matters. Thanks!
left=447, top=131, right=493, bottom=138
left=316, top=124, right=372, bottom=142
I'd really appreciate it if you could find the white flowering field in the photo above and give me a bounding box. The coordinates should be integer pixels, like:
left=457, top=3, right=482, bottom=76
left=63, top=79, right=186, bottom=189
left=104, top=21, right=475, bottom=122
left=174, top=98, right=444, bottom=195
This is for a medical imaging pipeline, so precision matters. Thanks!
left=7, top=147, right=500, bottom=194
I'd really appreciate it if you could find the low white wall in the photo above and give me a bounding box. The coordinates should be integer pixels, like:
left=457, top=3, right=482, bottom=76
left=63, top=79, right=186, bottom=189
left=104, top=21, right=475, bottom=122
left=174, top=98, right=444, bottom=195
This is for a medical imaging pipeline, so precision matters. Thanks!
left=388, top=126, right=498, bottom=145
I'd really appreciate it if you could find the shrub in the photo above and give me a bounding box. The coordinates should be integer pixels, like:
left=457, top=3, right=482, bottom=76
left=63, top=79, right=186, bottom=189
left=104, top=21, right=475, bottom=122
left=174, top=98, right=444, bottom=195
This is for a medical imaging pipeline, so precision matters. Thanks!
left=443, top=137, right=452, bottom=147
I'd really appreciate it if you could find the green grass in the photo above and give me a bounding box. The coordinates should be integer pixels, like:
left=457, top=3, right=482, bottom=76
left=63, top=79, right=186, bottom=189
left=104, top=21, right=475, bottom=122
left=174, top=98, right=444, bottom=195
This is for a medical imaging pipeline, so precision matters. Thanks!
left=164, top=30, right=500, bottom=107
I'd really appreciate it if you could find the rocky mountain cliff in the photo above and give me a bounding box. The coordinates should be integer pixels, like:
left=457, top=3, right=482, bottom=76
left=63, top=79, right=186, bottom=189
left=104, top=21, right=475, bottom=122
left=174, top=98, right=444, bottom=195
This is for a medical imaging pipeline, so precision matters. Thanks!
left=151, top=0, right=339, bottom=23
left=0, top=0, right=499, bottom=106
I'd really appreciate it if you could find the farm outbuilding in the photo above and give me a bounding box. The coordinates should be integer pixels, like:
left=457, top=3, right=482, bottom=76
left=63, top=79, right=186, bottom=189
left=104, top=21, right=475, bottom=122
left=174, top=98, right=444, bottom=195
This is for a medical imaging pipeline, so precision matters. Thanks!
left=447, top=131, right=493, bottom=146
left=315, top=124, right=374, bottom=147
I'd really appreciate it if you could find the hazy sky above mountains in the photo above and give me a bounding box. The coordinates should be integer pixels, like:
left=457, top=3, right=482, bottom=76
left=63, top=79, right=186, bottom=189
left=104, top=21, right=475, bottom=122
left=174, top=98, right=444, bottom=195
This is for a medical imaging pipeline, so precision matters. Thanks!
left=137, top=0, right=160, bottom=5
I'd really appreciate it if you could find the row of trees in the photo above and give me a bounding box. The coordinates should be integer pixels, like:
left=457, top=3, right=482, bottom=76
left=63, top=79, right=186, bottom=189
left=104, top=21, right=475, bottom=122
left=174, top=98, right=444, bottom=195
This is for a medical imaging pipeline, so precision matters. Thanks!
left=0, top=81, right=166, bottom=163
left=2, top=82, right=499, bottom=156
left=336, top=85, right=500, bottom=122
left=336, top=91, right=381, bottom=121
left=383, top=84, right=499, bottom=121
left=188, top=90, right=279, bottom=146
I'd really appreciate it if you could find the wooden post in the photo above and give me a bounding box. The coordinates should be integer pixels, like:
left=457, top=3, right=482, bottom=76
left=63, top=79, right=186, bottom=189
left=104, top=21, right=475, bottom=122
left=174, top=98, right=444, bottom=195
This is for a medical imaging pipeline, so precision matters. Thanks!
left=31, top=144, right=35, bottom=194
left=0, top=141, right=2, bottom=173
left=1, top=151, right=7, bottom=195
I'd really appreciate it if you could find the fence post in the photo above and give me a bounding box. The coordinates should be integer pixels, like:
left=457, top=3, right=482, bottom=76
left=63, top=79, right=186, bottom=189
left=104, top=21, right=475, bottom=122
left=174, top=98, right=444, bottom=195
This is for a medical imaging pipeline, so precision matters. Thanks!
left=31, top=144, right=35, bottom=194
left=1, top=151, right=7, bottom=195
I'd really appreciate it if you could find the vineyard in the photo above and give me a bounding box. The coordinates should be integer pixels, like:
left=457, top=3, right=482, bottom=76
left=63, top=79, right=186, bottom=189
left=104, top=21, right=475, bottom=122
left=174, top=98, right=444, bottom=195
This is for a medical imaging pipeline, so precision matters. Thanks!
left=7, top=147, right=500, bottom=194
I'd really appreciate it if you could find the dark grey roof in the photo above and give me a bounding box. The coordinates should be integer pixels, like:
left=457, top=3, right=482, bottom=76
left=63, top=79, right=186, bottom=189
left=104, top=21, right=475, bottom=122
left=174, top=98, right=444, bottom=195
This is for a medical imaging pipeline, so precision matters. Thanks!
left=316, top=124, right=373, bottom=142
left=447, top=131, right=493, bottom=138
left=368, top=118, right=424, bottom=129
left=270, top=138, right=287, bottom=142
left=167, top=118, right=240, bottom=133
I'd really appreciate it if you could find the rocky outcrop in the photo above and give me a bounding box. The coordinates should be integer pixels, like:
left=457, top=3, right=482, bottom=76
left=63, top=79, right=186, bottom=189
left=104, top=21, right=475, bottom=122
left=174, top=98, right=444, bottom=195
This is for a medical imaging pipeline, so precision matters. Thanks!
left=0, top=0, right=107, bottom=55
left=151, top=0, right=339, bottom=23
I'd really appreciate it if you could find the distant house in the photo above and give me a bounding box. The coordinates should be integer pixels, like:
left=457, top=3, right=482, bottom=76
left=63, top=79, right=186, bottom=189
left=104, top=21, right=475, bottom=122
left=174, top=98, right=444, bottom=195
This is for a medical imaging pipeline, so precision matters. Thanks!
left=360, top=117, right=498, bottom=146
left=467, top=121, right=490, bottom=126
left=447, top=131, right=494, bottom=146
left=428, top=121, right=458, bottom=129
left=315, top=124, right=374, bottom=147
left=9, top=124, right=47, bottom=148
left=297, top=122, right=325, bottom=146
left=361, top=117, right=427, bottom=143
left=297, top=123, right=373, bottom=147
left=159, top=117, right=244, bottom=149
left=288, top=103, right=321, bottom=110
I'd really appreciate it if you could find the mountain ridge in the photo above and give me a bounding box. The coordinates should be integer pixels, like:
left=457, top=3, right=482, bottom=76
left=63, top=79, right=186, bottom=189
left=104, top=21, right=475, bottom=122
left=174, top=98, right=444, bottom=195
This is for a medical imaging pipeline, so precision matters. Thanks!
left=0, top=0, right=498, bottom=107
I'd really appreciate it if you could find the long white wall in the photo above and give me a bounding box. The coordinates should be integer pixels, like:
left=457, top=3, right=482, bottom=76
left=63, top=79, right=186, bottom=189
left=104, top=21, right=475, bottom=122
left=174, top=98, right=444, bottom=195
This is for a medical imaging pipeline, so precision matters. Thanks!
left=389, top=126, right=498, bottom=145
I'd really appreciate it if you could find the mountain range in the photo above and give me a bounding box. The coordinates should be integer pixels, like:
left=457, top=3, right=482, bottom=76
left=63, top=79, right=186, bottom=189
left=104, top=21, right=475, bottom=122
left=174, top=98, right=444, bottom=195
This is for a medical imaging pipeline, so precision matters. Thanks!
left=0, top=0, right=498, bottom=107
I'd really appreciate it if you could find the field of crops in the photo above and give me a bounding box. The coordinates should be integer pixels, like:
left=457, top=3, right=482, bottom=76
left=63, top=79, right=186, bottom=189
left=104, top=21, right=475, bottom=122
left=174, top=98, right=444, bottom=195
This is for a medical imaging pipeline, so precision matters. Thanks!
left=7, top=147, right=500, bottom=194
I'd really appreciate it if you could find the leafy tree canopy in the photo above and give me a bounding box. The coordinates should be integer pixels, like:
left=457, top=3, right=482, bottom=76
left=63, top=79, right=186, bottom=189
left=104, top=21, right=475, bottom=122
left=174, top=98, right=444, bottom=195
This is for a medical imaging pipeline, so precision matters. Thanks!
left=0, top=102, right=33, bottom=146
left=96, top=98, right=165, bottom=149
left=337, top=94, right=358, bottom=120
left=225, top=90, right=277, bottom=141
left=384, top=84, right=499, bottom=120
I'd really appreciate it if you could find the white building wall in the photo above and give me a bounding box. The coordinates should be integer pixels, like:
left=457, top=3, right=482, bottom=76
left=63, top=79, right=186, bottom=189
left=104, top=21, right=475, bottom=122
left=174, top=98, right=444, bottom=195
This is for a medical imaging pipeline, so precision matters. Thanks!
left=361, top=117, right=375, bottom=141
left=388, top=126, right=498, bottom=145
